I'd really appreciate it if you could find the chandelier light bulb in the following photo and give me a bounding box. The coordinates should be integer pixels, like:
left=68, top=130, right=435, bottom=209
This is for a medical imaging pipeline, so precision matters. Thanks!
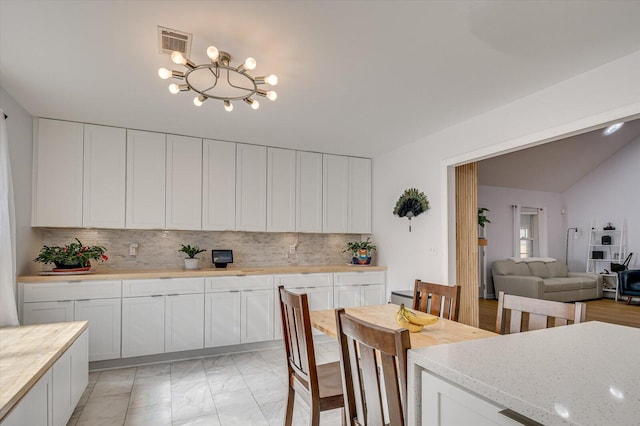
left=206, top=46, right=219, bottom=61
left=251, top=99, right=260, bottom=110
left=244, top=57, right=257, bottom=70
left=171, top=51, right=186, bottom=65
left=158, top=68, right=172, bottom=79
left=193, top=96, right=205, bottom=106
left=168, top=83, right=180, bottom=94
left=265, top=74, right=278, bottom=86
left=266, top=91, right=277, bottom=101
left=224, top=100, right=233, bottom=112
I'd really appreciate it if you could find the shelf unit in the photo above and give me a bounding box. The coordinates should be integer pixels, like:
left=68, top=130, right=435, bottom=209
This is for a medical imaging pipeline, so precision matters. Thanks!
left=586, top=221, right=625, bottom=301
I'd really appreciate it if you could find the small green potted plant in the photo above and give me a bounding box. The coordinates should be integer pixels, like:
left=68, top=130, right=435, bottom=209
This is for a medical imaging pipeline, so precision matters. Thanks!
left=179, top=244, right=206, bottom=270
left=344, top=237, right=377, bottom=265
left=34, top=238, right=108, bottom=272
left=478, top=207, right=491, bottom=245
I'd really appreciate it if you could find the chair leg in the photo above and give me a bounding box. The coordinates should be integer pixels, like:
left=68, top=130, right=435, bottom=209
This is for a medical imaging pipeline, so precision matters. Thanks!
left=309, top=402, right=320, bottom=426
left=627, top=296, right=632, bottom=305
left=341, top=407, right=347, bottom=426
left=284, top=387, right=295, bottom=426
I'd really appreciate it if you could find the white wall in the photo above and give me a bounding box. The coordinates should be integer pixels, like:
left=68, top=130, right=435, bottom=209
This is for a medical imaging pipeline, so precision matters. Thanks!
left=0, top=87, right=40, bottom=276
left=564, top=135, right=640, bottom=272
left=478, top=185, right=565, bottom=296
left=373, top=49, right=640, bottom=294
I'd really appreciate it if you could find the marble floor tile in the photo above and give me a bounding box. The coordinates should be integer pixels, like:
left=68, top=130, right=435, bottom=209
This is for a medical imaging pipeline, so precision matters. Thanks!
left=129, top=374, right=172, bottom=409
left=202, top=354, right=240, bottom=376
left=243, top=371, right=287, bottom=406
left=214, top=389, right=269, bottom=426
left=135, top=363, right=171, bottom=378
left=171, top=359, right=207, bottom=384
left=171, top=378, right=217, bottom=422
left=88, top=371, right=101, bottom=385
left=207, top=372, right=248, bottom=394
left=172, top=414, right=222, bottom=426
left=91, top=367, right=136, bottom=398
left=76, top=394, right=130, bottom=426
left=231, top=351, right=272, bottom=375
left=124, top=403, right=172, bottom=426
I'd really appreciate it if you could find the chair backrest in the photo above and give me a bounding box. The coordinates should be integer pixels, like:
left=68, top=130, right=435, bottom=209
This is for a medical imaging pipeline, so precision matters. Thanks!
left=496, top=291, right=586, bottom=334
left=278, top=286, right=318, bottom=394
left=335, top=308, right=411, bottom=426
left=412, top=280, right=461, bottom=321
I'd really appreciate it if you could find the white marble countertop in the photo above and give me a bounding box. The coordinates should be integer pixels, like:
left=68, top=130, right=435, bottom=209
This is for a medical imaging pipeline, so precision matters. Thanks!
left=408, top=321, right=640, bottom=426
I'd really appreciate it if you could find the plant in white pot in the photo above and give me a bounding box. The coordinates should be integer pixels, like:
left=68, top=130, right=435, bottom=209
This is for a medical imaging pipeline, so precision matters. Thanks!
left=179, top=244, right=206, bottom=270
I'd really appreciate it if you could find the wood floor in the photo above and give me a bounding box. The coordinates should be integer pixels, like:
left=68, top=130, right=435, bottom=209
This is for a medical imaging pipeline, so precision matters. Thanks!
left=478, top=297, right=640, bottom=332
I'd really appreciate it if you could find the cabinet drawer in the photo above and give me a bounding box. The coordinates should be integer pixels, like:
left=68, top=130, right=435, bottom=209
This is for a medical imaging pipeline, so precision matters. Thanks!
left=275, top=273, right=333, bottom=288
left=122, top=277, right=204, bottom=297
left=22, top=280, right=122, bottom=302
left=334, top=271, right=385, bottom=286
left=206, top=275, right=274, bottom=292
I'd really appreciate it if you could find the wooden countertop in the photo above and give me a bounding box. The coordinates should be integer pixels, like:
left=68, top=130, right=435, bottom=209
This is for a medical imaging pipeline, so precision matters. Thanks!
left=0, top=321, right=88, bottom=421
left=17, top=264, right=386, bottom=283
left=310, top=304, right=496, bottom=348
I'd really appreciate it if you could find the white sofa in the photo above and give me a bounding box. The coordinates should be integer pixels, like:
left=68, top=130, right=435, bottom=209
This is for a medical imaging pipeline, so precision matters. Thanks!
left=492, top=258, right=602, bottom=302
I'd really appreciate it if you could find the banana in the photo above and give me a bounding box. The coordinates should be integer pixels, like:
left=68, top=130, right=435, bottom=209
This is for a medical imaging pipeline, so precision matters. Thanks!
left=395, top=304, right=424, bottom=332
left=402, top=306, right=439, bottom=326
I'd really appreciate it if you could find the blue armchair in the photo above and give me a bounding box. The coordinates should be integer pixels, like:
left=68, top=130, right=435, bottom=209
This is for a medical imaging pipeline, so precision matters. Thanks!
left=618, top=270, right=640, bottom=304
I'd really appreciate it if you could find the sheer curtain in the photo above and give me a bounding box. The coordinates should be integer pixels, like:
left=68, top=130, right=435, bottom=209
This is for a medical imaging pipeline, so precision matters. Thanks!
left=0, top=110, right=19, bottom=327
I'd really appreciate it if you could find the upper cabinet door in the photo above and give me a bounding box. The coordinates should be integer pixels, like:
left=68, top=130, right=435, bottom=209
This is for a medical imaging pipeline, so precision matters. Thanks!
left=348, top=157, right=372, bottom=234
left=267, top=147, right=296, bottom=232
left=83, top=124, right=126, bottom=228
left=323, top=154, right=349, bottom=233
left=202, top=139, right=236, bottom=231
left=236, top=144, right=267, bottom=231
left=166, top=134, right=202, bottom=230
left=126, top=130, right=166, bottom=229
left=32, top=119, right=84, bottom=227
left=296, top=151, right=323, bottom=233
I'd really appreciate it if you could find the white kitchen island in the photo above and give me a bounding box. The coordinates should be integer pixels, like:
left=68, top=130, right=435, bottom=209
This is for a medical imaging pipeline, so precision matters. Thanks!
left=408, top=321, right=640, bottom=426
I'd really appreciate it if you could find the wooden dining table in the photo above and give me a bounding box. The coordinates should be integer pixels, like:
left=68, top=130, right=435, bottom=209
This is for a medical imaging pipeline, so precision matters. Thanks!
left=309, top=303, right=497, bottom=347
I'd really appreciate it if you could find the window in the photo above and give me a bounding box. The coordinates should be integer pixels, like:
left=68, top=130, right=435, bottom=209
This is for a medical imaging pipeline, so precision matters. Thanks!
left=519, top=208, right=539, bottom=258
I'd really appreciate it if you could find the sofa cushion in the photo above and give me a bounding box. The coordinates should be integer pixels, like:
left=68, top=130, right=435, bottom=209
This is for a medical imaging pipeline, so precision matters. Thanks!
left=528, top=261, right=552, bottom=279
left=493, top=260, right=532, bottom=276
left=543, top=278, right=583, bottom=292
left=547, top=262, right=569, bottom=278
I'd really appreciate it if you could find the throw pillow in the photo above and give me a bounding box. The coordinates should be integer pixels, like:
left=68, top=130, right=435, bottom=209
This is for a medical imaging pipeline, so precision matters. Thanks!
left=547, top=261, right=569, bottom=278
left=528, top=261, right=552, bottom=279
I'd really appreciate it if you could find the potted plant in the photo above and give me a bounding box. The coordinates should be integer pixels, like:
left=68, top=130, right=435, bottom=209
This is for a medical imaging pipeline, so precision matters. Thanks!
left=34, top=238, right=108, bottom=272
left=344, top=237, right=377, bottom=265
left=478, top=207, right=491, bottom=245
left=179, top=244, right=206, bottom=270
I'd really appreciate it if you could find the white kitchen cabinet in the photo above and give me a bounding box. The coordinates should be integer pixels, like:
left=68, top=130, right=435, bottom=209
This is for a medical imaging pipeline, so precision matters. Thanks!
left=204, top=291, right=241, bottom=347
left=121, top=278, right=204, bottom=357
left=52, top=330, right=87, bottom=426
left=32, top=118, right=84, bottom=227
left=69, top=330, right=88, bottom=411
left=323, top=154, right=349, bottom=233
left=166, top=134, right=202, bottom=230
left=126, top=130, right=166, bottom=229
left=165, top=293, right=204, bottom=352
left=205, top=275, right=274, bottom=346
left=0, top=370, right=51, bottom=426
left=74, top=298, right=121, bottom=361
left=21, top=280, right=122, bottom=362
left=121, top=296, right=165, bottom=358
left=296, top=151, right=323, bottom=233
left=236, top=143, right=267, bottom=231
left=267, top=147, right=296, bottom=232
left=421, top=371, right=519, bottom=426
left=202, top=139, right=236, bottom=231
left=83, top=124, right=126, bottom=228
left=334, top=271, right=386, bottom=308
left=348, top=157, right=372, bottom=234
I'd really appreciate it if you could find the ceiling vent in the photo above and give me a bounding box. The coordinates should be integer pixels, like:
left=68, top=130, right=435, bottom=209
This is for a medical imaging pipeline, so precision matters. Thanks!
left=158, top=26, right=192, bottom=57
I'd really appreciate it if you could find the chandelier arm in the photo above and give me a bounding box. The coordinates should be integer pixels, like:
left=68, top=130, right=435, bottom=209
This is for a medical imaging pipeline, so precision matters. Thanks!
left=207, top=67, right=220, bottom=89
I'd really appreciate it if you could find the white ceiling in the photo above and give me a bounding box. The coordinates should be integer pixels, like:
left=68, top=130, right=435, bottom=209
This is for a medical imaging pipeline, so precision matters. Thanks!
left=1, top=1, right=640, bottom=157
left=478, top=118, right=640, bottom=193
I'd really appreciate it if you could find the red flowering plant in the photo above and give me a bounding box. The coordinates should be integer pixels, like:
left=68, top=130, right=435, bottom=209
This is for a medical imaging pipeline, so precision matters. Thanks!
left=34, top=238, right=108, bottom=269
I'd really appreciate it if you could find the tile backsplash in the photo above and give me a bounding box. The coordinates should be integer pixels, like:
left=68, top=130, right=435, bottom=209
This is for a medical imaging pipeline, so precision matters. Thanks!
left=38, top=229, right=365, bottom=272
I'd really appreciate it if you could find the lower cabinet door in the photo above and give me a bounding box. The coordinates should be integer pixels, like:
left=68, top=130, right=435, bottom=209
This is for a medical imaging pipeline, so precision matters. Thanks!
left=122, top=296, right=165, bottom=358
left=74, top=298, right=121, bottom=361
left=242, top=289, right=274, bottom=343
left=165, top=293, right=204, bottom=352
left=70, top=330, right=89, bottom=409
left=334, top=285, right=361, bottom=308
left=360, top=284, right=386, bottom=306
left=205, top=291, right=241, bottom=347
left=0, top=370, right=51, bottom=426
left=52, top=348, right=72, bottom=426
left=23, top=301, right=74, bottom=325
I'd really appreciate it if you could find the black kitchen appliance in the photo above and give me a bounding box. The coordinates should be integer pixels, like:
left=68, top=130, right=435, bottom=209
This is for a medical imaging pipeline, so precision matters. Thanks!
left=212, top=250, right=233, bottom=268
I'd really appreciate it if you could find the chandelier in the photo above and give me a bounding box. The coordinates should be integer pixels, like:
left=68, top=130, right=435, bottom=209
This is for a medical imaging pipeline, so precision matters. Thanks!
left=158, top=45, right=278, bottom=112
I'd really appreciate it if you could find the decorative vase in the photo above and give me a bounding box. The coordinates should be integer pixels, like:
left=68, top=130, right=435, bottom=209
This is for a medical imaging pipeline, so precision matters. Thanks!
left=184, top=258, right=199, bottom=270
left=352, top=249, right=372, bottom=265
left=52, top=262, right=91, bottom=272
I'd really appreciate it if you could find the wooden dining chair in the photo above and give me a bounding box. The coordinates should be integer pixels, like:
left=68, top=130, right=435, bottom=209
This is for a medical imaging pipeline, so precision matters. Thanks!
left=412, top=280, right=461, bottom=321
left=278, top=286, right=345, bottom=426
left=496, top=291, right=586, bottom=334
left=335, top=307, right=411, bottom=426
